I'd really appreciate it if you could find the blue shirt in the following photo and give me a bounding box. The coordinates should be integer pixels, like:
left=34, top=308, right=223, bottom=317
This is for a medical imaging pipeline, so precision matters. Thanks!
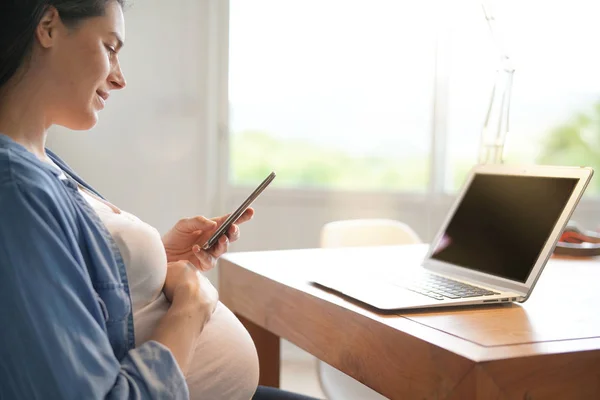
left=0, top=134, right=188, bottom=399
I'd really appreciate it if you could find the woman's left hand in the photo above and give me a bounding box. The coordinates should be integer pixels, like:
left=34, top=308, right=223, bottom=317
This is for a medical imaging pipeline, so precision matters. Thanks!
left=163, top=208, right=254, bottom=271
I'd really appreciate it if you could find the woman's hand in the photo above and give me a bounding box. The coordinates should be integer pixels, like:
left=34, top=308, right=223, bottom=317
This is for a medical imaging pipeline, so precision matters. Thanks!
left=163, top=260, right=218, bottom=315
left=163, top=261, right=219, bottom=302
left=162, top=209, right=255, bottom=272
left=151, top=261, right=219, bottom=373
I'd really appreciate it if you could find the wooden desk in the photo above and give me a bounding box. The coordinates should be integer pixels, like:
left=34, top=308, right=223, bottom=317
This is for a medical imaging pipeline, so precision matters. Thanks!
left=219, top=244, right=600, bottom=400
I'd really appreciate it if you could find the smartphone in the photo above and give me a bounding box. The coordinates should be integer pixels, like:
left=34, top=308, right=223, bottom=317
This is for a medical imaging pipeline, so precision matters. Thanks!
left=202, top=171, right=276, bottom=250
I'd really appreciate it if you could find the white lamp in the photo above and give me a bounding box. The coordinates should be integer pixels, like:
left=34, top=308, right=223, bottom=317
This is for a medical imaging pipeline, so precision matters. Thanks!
left=478, top=1, right=515, bottom=164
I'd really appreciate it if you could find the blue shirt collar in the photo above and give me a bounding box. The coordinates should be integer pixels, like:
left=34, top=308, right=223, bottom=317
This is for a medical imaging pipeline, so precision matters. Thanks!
left=0, top=133, right=62, bottom=177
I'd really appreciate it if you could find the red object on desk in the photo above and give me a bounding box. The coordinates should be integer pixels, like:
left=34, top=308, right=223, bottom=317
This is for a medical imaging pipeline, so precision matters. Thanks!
left=554, top=222, right=600, bottom=258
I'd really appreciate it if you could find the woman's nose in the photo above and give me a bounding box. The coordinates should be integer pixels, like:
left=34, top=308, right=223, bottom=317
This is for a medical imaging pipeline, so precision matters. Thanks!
left=109, top=64, right=126, bottom=90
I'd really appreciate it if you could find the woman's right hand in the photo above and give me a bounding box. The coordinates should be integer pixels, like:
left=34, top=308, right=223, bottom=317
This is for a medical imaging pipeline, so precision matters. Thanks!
left=150, top=261, right=219, bottom=374
left=163, top=261, right=219, bottom=324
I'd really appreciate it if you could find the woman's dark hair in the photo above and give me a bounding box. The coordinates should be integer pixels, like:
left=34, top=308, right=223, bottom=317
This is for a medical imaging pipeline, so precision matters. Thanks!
left=0, top=0, right=124, bottom=91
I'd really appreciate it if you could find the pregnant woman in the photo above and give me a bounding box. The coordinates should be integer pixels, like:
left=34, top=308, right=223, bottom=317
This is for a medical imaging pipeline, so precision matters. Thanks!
left=0, top=1, right=318, bottom=399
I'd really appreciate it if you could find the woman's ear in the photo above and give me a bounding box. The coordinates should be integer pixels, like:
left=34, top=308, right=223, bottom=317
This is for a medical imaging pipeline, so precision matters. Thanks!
left=36, top=7, right=61, bottom=48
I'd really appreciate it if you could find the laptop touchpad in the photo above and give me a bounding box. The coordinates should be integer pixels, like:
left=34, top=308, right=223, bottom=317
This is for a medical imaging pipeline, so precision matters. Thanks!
left=316, top=278, right=436, bottom=310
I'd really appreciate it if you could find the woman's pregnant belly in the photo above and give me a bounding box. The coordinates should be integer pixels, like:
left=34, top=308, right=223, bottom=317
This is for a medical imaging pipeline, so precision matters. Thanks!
left=78, top=192, right=258, bottom=398
left=134, top=295, right=259, bottom=400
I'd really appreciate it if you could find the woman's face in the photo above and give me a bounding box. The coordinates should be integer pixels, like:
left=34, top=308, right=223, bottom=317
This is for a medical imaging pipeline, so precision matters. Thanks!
left=39, top=1, right=126, bottom=130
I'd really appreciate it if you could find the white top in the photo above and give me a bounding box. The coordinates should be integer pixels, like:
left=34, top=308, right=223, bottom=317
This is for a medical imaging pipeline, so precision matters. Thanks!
left=78, top=188, right=167, bottom=313
left=52, top=167, right=165, bottom=315
left=52, top=164, right=259, bottom=399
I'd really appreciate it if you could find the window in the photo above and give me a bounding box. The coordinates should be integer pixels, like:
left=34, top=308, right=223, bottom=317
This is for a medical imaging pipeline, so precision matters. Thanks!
left=229, top=0, right=436, bottom=191
left=229, top=0, right=600, bottom=195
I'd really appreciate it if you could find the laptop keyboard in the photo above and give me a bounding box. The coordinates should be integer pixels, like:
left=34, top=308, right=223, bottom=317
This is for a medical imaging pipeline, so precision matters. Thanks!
left=404, top=273, right=501, bottom=301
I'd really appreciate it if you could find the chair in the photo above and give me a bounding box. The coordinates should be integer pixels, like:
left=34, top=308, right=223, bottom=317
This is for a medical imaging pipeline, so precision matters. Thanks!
left=317, top=218, right=422, bottom=400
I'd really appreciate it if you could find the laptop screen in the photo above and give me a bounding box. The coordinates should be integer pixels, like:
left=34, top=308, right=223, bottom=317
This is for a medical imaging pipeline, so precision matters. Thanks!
left=431, top=174, right=579, bottom=283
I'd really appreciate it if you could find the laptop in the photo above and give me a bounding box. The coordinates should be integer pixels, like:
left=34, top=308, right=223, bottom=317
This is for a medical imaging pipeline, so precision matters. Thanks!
left=313, top=164, right=594, bottom=311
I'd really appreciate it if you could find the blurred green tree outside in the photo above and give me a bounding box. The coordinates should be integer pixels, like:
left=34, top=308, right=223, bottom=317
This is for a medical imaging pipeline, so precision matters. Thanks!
left=536, top=101, right=600, bottom=194
left=230, top=131, right=428, bottom=191
left=230, top=101, right=600, bottom=194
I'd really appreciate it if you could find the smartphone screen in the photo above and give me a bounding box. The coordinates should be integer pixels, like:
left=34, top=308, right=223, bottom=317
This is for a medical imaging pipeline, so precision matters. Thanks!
left=202, top=171, right=276, bottom=250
